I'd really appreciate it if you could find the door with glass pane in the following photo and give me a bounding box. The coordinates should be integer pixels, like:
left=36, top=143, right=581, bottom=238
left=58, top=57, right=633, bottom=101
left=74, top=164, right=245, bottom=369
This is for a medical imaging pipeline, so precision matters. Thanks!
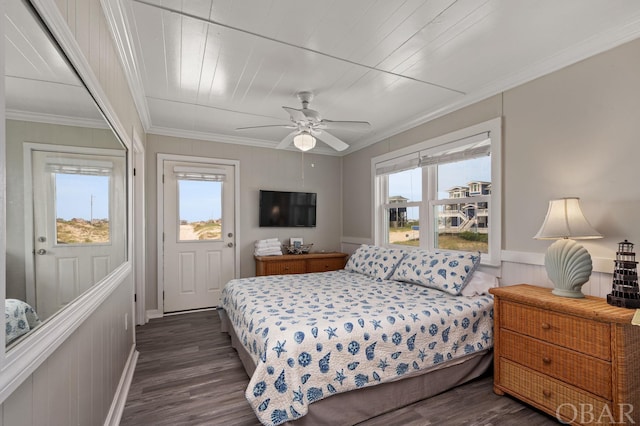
left=31, top=149, right=126, bottom=320
left=162, top=161, right=235, bottom=312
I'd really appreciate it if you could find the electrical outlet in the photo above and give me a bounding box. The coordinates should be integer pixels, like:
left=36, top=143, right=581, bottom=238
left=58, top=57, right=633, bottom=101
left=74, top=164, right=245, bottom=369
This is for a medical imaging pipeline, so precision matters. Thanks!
left=125, top=313, right=128, bottom=330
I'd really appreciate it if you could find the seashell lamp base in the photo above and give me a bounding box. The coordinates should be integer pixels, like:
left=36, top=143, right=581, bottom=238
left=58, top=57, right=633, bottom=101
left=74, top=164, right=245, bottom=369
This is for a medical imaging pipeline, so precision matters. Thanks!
left=551, top=287, right=586, bottom=298
left=544, top=239, right=594, bottom=298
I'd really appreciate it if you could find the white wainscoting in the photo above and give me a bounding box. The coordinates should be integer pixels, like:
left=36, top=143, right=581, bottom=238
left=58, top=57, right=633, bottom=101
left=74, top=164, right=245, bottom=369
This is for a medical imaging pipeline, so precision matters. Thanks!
left=501, top=250, right=614, bottom=298
left=0, top=278, right=135, bottom=426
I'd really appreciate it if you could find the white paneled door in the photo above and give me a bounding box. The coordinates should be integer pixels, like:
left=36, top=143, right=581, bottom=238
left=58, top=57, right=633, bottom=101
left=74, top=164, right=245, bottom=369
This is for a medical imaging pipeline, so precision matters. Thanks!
left=31, top=149, right=126, bottom=320
left=162, top=160, right=236, bottom=312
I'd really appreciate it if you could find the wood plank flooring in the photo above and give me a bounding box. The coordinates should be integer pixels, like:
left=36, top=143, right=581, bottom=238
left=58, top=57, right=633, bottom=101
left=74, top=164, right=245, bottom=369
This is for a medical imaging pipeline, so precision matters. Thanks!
left=121, top=310, right=559, bottom=426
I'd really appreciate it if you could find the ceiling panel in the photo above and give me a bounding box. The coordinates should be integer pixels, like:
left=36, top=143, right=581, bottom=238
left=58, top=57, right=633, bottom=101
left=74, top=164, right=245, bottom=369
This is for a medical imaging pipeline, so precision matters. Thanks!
left=21, top=0, right=640, bottom=154
left=4, top=0, right=104, bottom=124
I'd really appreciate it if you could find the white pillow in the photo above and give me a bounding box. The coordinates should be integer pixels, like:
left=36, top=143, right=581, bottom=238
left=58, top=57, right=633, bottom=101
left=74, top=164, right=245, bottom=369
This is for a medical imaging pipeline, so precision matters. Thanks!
left=460, top=270, right=498, bottom=296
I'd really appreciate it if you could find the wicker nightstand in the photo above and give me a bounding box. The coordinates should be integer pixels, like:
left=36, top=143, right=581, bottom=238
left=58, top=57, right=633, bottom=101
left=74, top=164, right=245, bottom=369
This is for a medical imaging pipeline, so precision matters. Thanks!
left=490, top=284, right=640, bottom=425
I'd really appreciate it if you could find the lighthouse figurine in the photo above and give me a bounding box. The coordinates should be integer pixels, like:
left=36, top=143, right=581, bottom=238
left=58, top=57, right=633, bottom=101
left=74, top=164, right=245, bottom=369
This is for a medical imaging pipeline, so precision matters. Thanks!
left=607, top=240, right=640, bottom=308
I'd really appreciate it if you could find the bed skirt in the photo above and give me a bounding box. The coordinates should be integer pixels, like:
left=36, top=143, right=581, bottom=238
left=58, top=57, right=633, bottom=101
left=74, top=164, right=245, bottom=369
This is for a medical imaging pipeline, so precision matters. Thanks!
left=219, top=308, right=493, bottom=426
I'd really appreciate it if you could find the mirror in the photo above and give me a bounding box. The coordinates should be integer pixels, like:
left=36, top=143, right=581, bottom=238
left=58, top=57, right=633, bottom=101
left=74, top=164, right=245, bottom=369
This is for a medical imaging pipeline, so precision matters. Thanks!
left=4, top=1, right=127, bottom=348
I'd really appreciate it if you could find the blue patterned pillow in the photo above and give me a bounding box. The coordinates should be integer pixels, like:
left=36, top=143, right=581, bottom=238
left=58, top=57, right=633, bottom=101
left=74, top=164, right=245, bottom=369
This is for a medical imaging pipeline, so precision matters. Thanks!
left=344, top=245, right=406, bottom=280
left=391, top=250, right=481, bottom=295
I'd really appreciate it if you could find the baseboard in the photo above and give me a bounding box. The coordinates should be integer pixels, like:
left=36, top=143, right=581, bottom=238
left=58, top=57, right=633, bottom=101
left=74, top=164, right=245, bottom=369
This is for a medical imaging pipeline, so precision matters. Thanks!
left=146, top=309, right=163, bottom=320
left=104, top=345, right=139, bottom=426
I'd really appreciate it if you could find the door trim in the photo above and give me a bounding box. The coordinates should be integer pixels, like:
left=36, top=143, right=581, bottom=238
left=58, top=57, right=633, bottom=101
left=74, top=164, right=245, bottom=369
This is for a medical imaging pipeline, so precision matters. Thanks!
left=132, top=129, right=146, bottom=325
left=155, top=153, right=240, bottom=316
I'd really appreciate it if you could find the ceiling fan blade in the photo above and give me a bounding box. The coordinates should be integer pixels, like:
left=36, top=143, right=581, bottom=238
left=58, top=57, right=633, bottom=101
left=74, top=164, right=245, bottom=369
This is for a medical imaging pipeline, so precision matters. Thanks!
left=275, top=131, right=298, bottom=150
left=236, top=124, right=296, bottom=130
left=282, top=106, right=307, bottom=122
left=315, top=130, right=349, bottom=151
left=320, top=119, right=371, bottom=131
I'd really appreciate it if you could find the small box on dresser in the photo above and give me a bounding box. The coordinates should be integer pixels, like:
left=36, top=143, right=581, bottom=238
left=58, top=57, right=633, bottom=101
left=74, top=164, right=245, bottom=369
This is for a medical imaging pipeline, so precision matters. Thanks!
left=255, top=252, right=349, bottom=276
left=490, top=284, right=640, bottom=425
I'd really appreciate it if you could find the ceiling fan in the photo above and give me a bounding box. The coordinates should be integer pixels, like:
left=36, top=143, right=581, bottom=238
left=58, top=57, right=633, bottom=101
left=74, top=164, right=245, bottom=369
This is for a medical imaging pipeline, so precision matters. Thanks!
left=237, top=91, right=370, bottom=152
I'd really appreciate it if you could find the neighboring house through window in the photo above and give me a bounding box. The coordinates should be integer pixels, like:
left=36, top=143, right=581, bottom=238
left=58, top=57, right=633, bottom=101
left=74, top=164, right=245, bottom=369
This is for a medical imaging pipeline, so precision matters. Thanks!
left=372, top=118, right=502, bottom=266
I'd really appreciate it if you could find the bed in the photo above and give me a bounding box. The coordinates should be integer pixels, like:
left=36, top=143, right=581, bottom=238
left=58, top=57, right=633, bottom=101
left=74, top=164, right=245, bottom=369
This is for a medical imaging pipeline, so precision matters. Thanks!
left=220, top=245, right=495, bottom=426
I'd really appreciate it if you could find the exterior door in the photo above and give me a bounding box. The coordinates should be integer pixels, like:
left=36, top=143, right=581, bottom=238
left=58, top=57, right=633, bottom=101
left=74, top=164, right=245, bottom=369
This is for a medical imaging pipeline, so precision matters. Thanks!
left=162, top=160, right=235, bottom=312
left=31, top=149, right=126, bottom=320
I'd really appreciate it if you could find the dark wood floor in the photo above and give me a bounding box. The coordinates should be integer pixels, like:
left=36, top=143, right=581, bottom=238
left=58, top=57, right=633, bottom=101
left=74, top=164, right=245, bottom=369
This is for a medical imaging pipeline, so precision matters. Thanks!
left=121, top=310, right=559, bottom=426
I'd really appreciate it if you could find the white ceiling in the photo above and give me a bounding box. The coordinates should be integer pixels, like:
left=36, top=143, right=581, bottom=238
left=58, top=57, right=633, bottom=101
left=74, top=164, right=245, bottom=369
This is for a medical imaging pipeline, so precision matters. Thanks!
left=8, top=1, right=640, bottom=155
left=4, top=1, right=106, bottom=128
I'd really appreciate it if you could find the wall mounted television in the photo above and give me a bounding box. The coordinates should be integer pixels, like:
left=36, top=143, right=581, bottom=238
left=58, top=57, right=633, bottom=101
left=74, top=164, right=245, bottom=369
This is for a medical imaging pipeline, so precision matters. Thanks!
left=259, top=190, right=317, bottom=227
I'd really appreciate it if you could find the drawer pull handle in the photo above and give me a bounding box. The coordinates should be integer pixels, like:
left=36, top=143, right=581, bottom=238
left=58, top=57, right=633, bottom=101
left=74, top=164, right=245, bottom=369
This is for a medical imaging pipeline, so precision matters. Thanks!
left=541, top=322, right=551, bottom=330
left=542, top=389, right=552, bottom=398
left=542, top=357, right=551, bottom=364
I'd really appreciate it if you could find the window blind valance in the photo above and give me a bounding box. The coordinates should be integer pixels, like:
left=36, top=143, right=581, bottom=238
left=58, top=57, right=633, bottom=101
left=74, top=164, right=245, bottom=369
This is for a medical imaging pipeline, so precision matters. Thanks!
left=375, top=132, right=491, bottom=176
left=173, top=166, right=227, bottom=181
left=46, top=157, right=113, bottom=176
left=419, top=132, right=490, bottom=167
left=374, top=153, right=420, bottom=176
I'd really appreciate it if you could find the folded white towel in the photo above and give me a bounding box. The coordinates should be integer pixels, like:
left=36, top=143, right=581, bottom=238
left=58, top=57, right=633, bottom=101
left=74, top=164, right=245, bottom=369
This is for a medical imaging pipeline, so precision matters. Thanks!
left=254, top=247, right=283, bottom=256
left=255, top=240, right=282, bottom=249
left=256, top=238, right=279, bottom=244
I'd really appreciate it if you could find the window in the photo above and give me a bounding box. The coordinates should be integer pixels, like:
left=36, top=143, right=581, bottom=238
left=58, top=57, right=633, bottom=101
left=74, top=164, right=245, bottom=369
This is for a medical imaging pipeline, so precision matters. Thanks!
left=177, top=180, right=223, bottom=241
left=47, top=156, right=115, bottom=245
left=373, top=118, right=501, bottom=265
left=174, top=166, right=226, bottom=241
left=384, top=168, right=421, bottom=246
left=55, top=174, right=111, bottom=244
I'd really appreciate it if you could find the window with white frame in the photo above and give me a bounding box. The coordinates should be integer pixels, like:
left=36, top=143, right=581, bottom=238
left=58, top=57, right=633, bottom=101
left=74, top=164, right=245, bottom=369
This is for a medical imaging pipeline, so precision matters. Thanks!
left=373, top=118, right=501, bottom=265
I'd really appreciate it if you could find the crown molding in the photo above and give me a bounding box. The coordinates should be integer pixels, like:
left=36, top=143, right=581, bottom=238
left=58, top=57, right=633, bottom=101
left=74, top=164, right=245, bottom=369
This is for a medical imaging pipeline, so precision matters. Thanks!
left=147, top=125, right=342, bottom=156
left=100, top=0, right=152, bottom=130
left=6, top=109, right=110, bottom=129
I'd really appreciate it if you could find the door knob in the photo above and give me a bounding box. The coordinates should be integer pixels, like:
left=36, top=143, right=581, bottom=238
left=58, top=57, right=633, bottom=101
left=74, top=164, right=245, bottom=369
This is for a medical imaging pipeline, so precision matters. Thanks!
left=37, top=249, right=47, bottom=255
left=227, top=242, right=234, bottom=248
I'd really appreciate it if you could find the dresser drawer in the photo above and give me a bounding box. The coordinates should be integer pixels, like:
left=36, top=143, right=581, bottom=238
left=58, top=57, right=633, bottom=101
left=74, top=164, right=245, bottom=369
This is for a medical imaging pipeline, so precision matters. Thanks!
left=500, top=329, right=611, bottom=400
left=307, top=257, right=346, bottom=273
left=500, top=359, right=611, bottom=425
left=255, top=252, right=349, bottom=276
left=263, top=260, right=306, bottom=275
left=500, top=300, right=611, bottom=360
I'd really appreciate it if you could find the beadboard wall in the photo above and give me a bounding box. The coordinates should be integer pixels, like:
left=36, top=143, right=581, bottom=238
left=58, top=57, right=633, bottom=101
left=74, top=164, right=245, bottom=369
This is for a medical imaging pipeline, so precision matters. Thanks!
left=0, top=281, right=135, bottom=426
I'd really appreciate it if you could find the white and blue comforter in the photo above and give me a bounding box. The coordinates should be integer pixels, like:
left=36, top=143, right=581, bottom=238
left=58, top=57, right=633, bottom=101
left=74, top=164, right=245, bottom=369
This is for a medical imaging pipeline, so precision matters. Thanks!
left=222, top=270, right=493, bottom=426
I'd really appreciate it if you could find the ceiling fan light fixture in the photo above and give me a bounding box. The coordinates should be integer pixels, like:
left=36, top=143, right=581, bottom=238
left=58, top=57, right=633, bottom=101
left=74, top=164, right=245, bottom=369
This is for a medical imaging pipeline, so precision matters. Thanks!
left=293, top=132, right=316, bottom=151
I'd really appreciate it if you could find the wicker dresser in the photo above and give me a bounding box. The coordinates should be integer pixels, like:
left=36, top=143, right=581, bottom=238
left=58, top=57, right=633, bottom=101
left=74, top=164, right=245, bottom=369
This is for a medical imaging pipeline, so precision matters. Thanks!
left=255, top=252, right=349, bottom=276
left=490, top=284, right=640, bottom=425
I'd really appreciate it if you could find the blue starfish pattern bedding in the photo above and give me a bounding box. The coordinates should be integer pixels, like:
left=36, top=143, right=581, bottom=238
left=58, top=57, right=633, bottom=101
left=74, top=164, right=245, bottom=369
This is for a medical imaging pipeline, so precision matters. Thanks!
left=222, top=270, right=493, bottom=426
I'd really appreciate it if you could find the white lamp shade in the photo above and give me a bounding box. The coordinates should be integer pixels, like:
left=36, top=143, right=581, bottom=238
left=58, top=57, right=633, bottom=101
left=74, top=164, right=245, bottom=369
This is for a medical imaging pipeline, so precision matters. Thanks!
left=534, top=197, right=602, bottom=240
left=293, top=132, right=316, bottom=152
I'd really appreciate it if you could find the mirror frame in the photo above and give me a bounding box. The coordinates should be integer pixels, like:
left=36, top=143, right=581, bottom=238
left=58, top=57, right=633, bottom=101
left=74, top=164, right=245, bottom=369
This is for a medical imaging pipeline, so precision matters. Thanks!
left=0, top=0, right=133, bottom=402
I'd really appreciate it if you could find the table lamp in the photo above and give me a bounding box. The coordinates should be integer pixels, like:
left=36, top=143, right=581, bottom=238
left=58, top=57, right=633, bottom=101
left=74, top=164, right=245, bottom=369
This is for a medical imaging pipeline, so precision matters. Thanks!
left=534, top=197, right=602, bottom=298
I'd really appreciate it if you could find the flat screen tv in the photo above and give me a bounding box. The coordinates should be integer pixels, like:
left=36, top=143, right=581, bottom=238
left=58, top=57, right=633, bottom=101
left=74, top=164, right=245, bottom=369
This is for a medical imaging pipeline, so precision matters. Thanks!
left=259, top=190, right=317, bottom=227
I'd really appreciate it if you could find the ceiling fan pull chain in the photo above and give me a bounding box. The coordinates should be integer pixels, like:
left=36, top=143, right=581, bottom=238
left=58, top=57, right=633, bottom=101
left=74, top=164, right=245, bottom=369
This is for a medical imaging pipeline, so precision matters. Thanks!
left=301, top=150, right=305, bottom=186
